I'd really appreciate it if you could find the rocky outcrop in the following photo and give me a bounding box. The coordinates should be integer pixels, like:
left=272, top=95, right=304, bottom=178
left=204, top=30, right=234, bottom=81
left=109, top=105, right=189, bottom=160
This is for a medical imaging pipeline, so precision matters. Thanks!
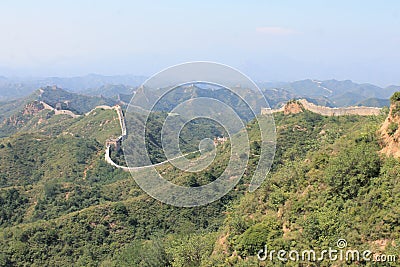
left=379, top=99, right=400, bottom=158
left=23, top=101, right=45, bottom=115
left=283, top=100, right=304, bottom=115
left=3, top=101, right=45, bottom=127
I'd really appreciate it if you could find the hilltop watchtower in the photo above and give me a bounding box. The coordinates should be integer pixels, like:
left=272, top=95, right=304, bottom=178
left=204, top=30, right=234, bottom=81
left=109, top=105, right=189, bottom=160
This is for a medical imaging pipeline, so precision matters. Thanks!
left=106, top=137, right=122, bottom=151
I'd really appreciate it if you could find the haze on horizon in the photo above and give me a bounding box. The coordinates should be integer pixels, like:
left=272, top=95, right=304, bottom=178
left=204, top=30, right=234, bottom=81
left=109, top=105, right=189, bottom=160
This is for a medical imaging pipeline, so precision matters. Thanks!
left=0, top=0, right=399, bottom=87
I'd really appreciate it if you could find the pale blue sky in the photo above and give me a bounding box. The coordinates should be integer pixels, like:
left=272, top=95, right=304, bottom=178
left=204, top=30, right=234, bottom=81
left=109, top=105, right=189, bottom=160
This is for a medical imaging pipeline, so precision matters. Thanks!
left=0, top=0, right=399, bottom=86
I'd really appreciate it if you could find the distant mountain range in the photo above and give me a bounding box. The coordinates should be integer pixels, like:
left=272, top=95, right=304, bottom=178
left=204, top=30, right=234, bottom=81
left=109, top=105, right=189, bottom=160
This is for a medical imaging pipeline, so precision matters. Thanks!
left=261, top=79, right=398, bottom=108
left=0, top=74, right=146, bottom=100
left=0, top=75, right=399, bottom=108
left=260, top=79, right=400, bottom=107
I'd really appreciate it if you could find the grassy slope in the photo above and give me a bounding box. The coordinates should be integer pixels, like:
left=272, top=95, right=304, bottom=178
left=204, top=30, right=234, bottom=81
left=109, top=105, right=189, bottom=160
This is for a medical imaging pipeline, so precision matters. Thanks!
left=1, top=110, right=399, bottom=266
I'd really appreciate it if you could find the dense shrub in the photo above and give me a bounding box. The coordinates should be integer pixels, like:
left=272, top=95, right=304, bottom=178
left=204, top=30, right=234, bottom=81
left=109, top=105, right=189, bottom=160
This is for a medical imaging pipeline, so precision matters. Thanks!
left=390, top=91, right=400, bottom=103
left=234, top=219, right=282, bottom=257
left=387, top=122, right=398, bottom=136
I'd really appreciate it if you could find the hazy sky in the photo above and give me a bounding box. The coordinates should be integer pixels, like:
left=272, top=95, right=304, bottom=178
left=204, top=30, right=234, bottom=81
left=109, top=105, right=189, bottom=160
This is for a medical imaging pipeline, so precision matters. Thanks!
left=0, top=0, right=399, bottom=86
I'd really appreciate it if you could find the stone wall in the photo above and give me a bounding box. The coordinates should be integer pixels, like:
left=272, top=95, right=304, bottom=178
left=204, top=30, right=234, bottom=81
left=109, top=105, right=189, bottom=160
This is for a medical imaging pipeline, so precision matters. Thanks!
left=261, top=99, right=382, bottom=116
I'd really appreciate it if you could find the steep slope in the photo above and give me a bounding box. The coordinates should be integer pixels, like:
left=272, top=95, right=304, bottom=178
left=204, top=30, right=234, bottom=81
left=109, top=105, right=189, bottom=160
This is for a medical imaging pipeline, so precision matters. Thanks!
left=379, top=92, right=400, bottom=157
left=0, top=100, right=50, bottom=137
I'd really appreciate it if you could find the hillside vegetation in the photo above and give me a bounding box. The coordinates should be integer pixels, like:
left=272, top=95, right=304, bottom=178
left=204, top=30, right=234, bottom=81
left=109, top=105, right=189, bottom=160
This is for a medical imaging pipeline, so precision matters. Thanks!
left=1, top=98, right=398, bottom=266
left=0, top=86, right=123, bottom=137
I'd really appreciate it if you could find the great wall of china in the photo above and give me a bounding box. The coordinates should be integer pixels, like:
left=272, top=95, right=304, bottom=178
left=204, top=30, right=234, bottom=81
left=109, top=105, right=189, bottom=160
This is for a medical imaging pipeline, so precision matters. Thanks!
left=41, top=98, right=384, bottom=171
left=40, top=101, right=81, bottom=118
left=103, top=104, right=129, bottom=170
left=39, top=100, right=130, bottom=170
left=261, top=99, right=382, bottom=116
left=103, top=106, right=200, bottom=172
left=39, top=100, right=172, bottom=171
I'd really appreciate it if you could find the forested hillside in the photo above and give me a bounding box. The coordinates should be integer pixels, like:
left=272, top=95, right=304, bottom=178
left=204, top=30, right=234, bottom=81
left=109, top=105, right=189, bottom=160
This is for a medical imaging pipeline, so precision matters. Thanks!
left=1, top=96, right=398, bottom=266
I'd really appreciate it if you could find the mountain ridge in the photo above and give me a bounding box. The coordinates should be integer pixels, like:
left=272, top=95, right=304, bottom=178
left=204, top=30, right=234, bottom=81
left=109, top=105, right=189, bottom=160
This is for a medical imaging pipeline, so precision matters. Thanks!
left=0, top=76, right=398, bottom=108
